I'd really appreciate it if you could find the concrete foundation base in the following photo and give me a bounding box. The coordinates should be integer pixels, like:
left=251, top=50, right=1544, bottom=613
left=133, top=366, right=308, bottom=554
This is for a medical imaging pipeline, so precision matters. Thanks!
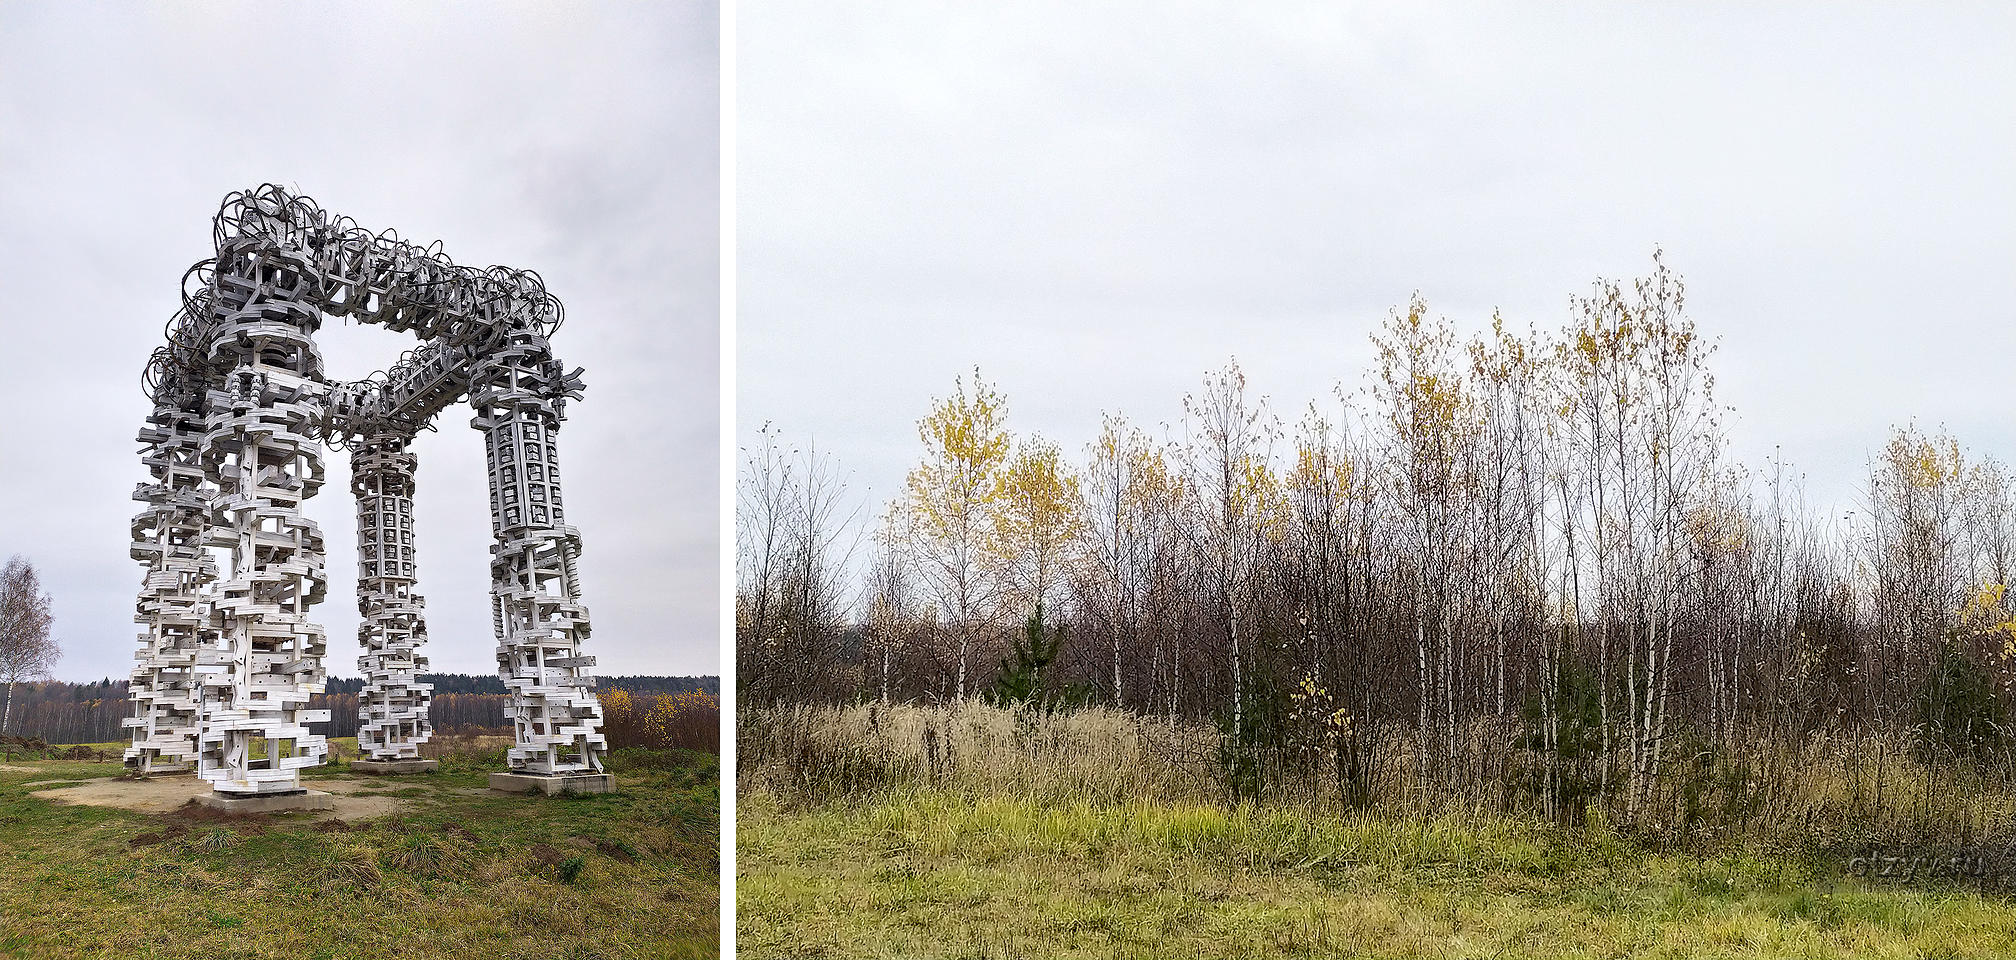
left=194, top=789, right=336, bottom=814
left=351, top=759, right=439, bottom=775
left=489, top=772, right=615, bottom=796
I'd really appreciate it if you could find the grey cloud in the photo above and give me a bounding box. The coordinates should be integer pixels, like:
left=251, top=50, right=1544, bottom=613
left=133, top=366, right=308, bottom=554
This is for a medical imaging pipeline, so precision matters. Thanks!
left=739, top=2, right=2015, bottom=532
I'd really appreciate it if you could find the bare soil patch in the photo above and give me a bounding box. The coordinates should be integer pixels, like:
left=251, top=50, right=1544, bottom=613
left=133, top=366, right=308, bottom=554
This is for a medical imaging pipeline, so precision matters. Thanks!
left=30, top=775, right=410, bottom=819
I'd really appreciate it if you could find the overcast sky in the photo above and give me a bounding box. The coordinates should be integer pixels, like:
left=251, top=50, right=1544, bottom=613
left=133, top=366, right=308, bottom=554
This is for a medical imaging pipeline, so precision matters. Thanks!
left=0, top=3, right=718, bottom=682
left=740, top=3, right=2015, bottom=555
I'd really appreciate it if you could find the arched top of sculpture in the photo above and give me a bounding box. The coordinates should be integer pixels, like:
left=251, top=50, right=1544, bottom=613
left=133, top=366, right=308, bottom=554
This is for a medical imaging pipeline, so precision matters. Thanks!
left=150, top=185, right=583, bottom=445
left=210, top=184, right=564, bottom=338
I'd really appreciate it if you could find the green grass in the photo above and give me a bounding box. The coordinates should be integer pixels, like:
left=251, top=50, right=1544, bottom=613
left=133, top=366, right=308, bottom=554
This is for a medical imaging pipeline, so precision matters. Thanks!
left=0, top=746, right=719, bottom=959
left=738, top=787, right=2016, bottom=959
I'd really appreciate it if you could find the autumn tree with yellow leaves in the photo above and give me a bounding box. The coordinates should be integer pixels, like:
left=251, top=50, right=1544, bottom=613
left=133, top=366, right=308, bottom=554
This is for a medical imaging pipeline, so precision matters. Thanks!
left=905, top=368, right=1013, bottom=701
left=990, top=435, right=1083, bottom=618
left=1371, top=298, right=1481, bottom=781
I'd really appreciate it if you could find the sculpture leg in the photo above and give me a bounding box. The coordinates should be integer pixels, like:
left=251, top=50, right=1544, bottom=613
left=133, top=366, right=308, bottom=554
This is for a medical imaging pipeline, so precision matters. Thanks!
left=471, top=339, right=608, bottom=785
left=125, top=399, right=212, bottom=775
left=354, top=430, right=434, bottom=766
left=195, top=260, right=332, bottom=796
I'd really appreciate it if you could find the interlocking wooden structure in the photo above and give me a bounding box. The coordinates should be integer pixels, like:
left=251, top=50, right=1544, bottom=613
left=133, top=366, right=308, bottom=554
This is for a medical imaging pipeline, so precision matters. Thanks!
left=126, top=186, right=608, bottom=795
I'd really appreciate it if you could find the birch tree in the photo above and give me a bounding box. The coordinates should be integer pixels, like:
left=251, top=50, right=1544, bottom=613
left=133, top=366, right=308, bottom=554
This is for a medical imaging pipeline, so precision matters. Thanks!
left=1371, top=299, right=1478, bottom=782
left=1080, top=415, right=1158, bottom=707
left=1178, top=360, right=1276, bottom=781
left=906, top=369, right=1012, bottom=700
left=0, top=556, right=57, bottom=735
left=991, top=435, right=1083, bottom=619
left=863, top=507, right=917, bottom=705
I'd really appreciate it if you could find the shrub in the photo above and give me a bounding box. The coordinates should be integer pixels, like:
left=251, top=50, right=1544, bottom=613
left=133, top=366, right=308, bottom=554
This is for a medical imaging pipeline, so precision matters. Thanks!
left=1915, top=641, right=2008, bottom=762
left=603, top=690, right=720, bottom=753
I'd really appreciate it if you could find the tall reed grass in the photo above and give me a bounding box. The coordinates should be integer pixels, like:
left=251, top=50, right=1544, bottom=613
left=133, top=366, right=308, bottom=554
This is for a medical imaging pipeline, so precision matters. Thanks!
left=740, top=701, right=2016, bottom=860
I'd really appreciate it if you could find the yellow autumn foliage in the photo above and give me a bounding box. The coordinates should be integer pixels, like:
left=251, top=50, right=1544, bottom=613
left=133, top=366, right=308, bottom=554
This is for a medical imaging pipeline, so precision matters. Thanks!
left=905, top=369, right=1012, bottom=548
left=990, top=435, right=1084, bottom=605
left=601, top=688, right=720, bottom=752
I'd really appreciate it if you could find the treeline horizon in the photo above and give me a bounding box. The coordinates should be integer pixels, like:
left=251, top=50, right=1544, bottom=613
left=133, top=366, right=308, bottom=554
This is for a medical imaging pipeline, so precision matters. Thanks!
left=739, top=254, right=2016, bottom=815
left=3, top=673, right=719, bottom=745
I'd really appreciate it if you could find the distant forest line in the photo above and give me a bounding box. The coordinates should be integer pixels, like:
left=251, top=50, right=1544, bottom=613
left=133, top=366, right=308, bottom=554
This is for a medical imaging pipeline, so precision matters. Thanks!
left=3, top=674, right=719, bottom=745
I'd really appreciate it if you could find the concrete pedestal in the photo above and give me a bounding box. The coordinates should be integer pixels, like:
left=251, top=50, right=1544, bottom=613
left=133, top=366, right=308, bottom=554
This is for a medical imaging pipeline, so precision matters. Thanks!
left=351, top=758, right=439, bottom=775
left=194, top=789, right=335, bottom=814
left=489, top=772, right=615, bottom=796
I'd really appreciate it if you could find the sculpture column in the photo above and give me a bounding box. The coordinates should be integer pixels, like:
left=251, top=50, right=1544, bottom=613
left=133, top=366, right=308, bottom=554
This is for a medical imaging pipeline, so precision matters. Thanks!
left=125, top=376, right=213, bottom=775
left=192, top=245, right=334, bottom=805
left=469, top=332, right=610, bottom=792
left=352, top=429, right=437, bottom=772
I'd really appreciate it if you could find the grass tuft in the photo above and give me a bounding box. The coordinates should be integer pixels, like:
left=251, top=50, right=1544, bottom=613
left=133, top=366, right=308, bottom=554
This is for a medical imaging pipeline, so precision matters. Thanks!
left=324, top=843, right=385, bottom=889
left=385, top=833, right=466, bottom=879
left=193, top=826, right=238, bottom=852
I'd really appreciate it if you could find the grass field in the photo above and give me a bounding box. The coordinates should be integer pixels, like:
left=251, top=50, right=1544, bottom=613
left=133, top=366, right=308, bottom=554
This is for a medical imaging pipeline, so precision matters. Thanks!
left=737, top=703, right=2016, bottom=959
left=0, top=742, right=719, bottom=960
left=740, top=789, right=2016, bottom=959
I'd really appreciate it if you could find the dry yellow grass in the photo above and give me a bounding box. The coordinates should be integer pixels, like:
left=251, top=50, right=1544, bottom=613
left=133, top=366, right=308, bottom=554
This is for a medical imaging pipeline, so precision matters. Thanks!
left=741, top=702, right=2016, bottom=849
left=741, top=701, right=1218, bottom=805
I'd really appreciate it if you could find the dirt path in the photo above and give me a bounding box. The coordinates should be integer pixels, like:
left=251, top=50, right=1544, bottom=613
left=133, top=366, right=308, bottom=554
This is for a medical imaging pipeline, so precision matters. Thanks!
left=30, top=775, right=410, bottom=819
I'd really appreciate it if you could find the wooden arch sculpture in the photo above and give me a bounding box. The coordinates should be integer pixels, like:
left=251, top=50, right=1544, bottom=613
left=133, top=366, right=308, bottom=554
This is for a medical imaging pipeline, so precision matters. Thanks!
left=125, top=185, right=608, bottom=800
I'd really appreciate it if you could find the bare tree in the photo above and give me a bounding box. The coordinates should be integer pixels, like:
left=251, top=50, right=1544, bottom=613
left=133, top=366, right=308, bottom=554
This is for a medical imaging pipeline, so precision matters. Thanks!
left=738, top=423, right=796, bottom=678
left=1079, top=415, right=1164, bottom=708
left=862, top=507, right=917, bottom=705
left=0, top=556, right=58, bottom=735
left=736, top=425, right=862, bottom=704
left=1178, top=360, right=1277, bottom=776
